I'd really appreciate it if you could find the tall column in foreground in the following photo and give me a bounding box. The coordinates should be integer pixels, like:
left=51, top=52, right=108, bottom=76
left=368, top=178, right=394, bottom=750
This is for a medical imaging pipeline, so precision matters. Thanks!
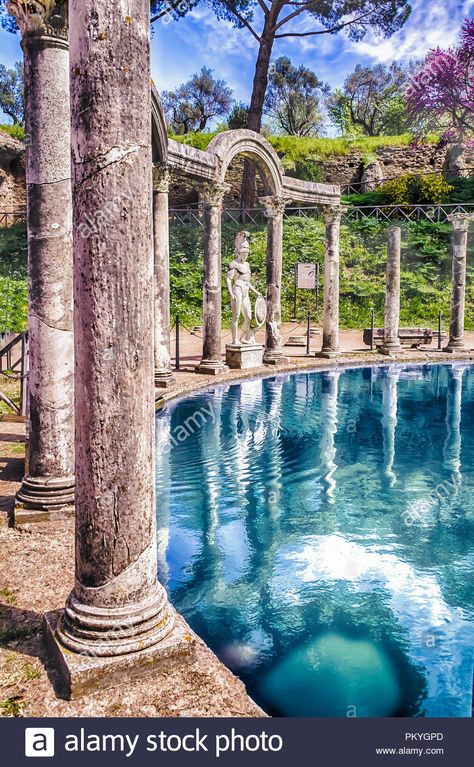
left=8, top=0, right=75, bottom=522
left=197, top=181, right=229, bottom=375
left=260, top=195, right=288, bottom=365
left=444, top=213, right=473, bottom=353
left=319, top=206, right=342, bottom=359
left=153, top=164, right=175, bottom=387
left=44, top=0, right=191, bottom=699
left=380, top=227, right=402, bottom=356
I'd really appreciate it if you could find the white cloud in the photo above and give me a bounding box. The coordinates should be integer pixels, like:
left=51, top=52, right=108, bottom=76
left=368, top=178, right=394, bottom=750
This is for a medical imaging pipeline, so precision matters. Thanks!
left=347, top=0, right=474, bottom=64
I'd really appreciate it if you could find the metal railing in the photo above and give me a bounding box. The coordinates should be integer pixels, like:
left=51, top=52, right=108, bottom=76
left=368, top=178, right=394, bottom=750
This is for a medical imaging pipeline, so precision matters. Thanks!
left=0, top=210, right=26, bottom=228
left=170, top=202, right=474, bottom=226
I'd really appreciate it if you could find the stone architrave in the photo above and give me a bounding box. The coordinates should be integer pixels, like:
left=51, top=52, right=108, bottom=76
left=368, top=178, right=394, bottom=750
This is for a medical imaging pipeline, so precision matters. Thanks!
left=196, top=181, right=230, bottom=375
left=8, top=0, right=75, bottom=523
left=153, top=164, right=175, bottom=388
left=43, top=0, right=194, bottom=699
left=444, top=213, right=473, bottom=353
left=380, top=227, right=402, bottom=356
left=319, top=206, right=342, bottom=359
left=260, top=195, right=288, bottom=365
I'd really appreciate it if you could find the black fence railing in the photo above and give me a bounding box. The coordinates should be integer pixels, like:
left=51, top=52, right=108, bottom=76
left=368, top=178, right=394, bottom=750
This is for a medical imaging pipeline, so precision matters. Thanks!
left=0, top=210, right=26, bottom=228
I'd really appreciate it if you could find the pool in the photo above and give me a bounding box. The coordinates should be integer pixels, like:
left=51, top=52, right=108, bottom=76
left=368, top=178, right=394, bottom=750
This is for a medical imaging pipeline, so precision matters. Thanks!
left=156, top=363, right=474, bottom=717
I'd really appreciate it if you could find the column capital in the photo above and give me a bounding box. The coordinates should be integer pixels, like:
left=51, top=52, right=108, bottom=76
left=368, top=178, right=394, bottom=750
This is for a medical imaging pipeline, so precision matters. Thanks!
left=152, top=164, right=171, bottom=193
left=447, top=212, right=474, bottom=232
left=199, top=181, right=231, bottom=208
left=259, top=195, right=290, bottom=219
left=322, top=204, right=344, bottom=225
left=7, top=0, right=68, bottom=40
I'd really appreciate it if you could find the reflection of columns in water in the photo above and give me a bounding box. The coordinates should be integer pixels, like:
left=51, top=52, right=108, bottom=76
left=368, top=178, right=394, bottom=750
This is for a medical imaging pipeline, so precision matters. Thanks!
left=264, top=378, right=285, bottom=518
left=443, top=364, right=466, bottom=483
left=155, top=410, right=172, bottom=586
left=382, top=366, right=400, bottom=488
left=320, top=371, right=341, bottom=503
left=200, top=390, right=224, bottom=546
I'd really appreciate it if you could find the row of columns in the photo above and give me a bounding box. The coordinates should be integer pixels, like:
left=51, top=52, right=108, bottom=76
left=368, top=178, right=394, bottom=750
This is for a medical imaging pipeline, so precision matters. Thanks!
left=380, top=214, right=473, bottom=356
left=11, top=0, right=188, bottom=696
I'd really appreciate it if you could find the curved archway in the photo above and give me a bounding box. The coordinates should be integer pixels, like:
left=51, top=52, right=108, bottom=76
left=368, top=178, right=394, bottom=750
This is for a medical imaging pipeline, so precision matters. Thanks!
left=206, top=129, right=284, bottom=196
left=151, top=83, right=168, bottom=164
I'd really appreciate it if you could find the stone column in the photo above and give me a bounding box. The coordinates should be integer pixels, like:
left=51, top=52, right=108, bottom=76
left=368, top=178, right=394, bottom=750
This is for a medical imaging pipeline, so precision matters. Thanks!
left=196, top=181, right=230, bottom=375
left=44, top=0, right=191, bottom=699
left=444, top=213, right=473, bottom=353
left=380, top=227, right=402, bottom=356
left=153, top=164, right=175, bottom=388
left=319, top=206, right=342, bottom=359
left=9, top=1, right=75, bottom=523
left=260, top=195, right=288, bottom=365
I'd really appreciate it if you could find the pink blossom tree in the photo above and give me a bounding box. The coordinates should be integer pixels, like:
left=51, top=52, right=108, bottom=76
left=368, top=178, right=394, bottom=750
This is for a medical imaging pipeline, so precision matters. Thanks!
left=406, top=19, right=474, bottom=140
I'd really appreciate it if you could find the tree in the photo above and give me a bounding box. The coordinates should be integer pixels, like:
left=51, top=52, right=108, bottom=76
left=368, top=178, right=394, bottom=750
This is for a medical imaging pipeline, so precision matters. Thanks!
left=162, top=67, right=233, bottom=134
left=406, top=19, right=474, bottom=140
left=228, top=101, right=250, bottom=129
left=327, top=62, right=413, bottom=136
left=265, top=56, right=327, bottom=136
left=0, top=61, right=24, bottom=124
left=203, top=0, right=412, bottom=211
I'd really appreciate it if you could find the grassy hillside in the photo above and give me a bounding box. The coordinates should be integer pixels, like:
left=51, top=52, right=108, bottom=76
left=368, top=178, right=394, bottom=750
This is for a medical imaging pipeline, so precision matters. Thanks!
left=172, top=131, right=438, bottom=160
left=1, top=217, right=472, bottom=335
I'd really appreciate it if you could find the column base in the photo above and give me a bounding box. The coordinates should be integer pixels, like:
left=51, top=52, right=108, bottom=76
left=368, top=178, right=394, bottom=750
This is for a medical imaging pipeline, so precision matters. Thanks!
left=263, top=349, right=287, bottom=366
left=443, top=341, right=467, bottom=354
left=378, top=342, right=402, bottom=356
left=154, top=368, right=176, bottom=388
left=195, top=360, right=229, bottom=375
left=317, top=348, right=340, bottom=359
left=43, top=607, right=196, bottom=700
left=14, top=475, right=75, bottom=524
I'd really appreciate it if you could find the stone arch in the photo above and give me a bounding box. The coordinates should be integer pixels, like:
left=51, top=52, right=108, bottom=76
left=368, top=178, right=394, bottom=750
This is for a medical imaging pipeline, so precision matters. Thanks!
left=151, top=83, right=168, bottom=164
left=206, top=129, right=284, bottom=196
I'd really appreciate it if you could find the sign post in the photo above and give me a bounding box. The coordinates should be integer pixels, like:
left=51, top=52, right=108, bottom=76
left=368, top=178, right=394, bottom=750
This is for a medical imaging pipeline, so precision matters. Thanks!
left=294, top=263, right=319, bottom=321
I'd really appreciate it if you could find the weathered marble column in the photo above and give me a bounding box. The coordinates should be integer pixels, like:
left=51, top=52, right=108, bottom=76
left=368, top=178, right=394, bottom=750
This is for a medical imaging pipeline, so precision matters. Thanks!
left=44, top=0, right=191, bottom=698
left=260, top=195, right=288, bottom=365
left=319, top=206, right=342, bottom=358
left=8, top=1, right=75, bottom=522
left=196, top=181, right=230, bottom=375
left=153, top=165, right=175, bottom=388
left=380, top=227, right=402, bottom=356
left=442, top=363, right=467, bottom=484
left=444, top=213, right=473, bottom=353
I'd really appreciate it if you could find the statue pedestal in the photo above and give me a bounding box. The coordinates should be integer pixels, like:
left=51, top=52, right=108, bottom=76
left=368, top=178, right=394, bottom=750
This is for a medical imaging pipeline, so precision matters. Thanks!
left=226, top=343, right=264, bottom=370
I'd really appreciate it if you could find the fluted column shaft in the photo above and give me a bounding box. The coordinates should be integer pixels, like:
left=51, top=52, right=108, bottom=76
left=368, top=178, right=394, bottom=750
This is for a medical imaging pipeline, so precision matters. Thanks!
left=57, top=0, right=173, bottom=657
left=260, top=195, right=288, bottom=365
left=12, top=2, right=75, bottom=519
left=197, top=182, right=229, bottom=375
left=444, top=214, right=473, bottom=352
left=380, top=227, right=402, bottom=355
left=153, top=165, right=174, bottom=387
left=320, top=206, right=342, bottom=358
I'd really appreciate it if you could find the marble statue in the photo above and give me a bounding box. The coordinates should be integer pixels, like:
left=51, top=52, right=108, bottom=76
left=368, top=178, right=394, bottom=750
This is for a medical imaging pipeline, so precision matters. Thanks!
left=226, top=230, right=262, bottom=345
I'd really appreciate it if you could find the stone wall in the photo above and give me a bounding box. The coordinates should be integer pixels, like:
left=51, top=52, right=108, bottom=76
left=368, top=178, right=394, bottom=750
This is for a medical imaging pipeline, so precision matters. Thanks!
left=0, top=131, right=26, bottom=211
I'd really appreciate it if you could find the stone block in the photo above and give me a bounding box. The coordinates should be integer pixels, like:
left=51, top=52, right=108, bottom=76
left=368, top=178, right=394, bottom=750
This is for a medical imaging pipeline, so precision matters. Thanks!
left=43, top=608, right=196, bottom=700
left=226, top=344, right=264, bottom=369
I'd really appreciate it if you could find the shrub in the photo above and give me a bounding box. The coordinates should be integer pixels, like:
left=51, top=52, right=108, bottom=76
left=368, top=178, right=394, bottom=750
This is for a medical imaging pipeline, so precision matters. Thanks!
left=380, top=173, right=453, bottom=206
left=0, top=124, right=26, bottom=142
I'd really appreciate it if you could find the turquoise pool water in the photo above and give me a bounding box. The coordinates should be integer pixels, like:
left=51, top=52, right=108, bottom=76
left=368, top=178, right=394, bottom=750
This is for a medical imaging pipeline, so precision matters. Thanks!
left=156, top=363, right=474, bottom=717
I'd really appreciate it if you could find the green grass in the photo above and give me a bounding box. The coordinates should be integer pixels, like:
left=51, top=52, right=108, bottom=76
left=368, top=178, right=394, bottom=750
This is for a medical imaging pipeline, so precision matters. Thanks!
left=0, top=223, right=27, bottom=332
left=0, top=588, right=17, bottom=606
left=171, top=131, right=439, bottom=163
left=0, top=124, right=25, bottom=142
left=0, top=696, right=23, bottom=717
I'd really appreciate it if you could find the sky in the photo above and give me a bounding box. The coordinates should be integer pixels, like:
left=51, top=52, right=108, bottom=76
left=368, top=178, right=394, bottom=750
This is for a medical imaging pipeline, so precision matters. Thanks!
left=0, top=0, right=473, bottom=129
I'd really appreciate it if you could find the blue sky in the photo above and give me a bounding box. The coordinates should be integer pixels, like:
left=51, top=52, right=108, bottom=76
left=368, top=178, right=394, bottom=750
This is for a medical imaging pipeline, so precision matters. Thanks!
left=1, top=0, right=473, bottom=128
